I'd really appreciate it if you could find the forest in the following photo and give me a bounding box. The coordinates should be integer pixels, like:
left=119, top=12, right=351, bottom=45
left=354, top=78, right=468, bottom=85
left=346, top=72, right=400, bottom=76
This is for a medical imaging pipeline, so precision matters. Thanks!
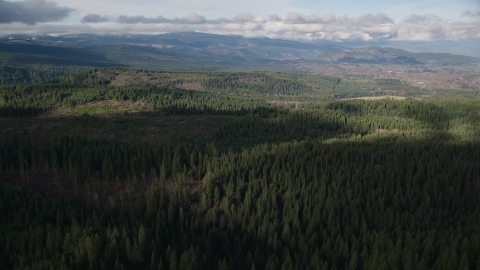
left=1, top=67, right=480, bottom=269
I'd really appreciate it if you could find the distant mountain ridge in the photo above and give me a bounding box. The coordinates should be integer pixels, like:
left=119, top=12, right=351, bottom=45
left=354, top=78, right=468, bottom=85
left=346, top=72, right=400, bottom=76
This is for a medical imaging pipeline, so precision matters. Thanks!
left=321, top=46, right=479, bottom=65
left=1, top=32, right=479, bottom=74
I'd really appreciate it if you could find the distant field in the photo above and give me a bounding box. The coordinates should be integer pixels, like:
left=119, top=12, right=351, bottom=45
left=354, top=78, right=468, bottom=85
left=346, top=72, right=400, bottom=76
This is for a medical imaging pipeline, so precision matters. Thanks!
left=340, top=95, right=409, bottom=100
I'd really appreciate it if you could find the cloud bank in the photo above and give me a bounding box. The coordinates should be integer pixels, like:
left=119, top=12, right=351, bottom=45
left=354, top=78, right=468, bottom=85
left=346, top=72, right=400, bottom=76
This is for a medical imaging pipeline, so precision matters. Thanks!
left=91, top=12, right=480, bottom=41
left=1, top=8, right=480, bottom=42
left=81, top=14, right=111, bottom=23
left=0, top=0, right=73, bottom=25
left=116, top=12, right=261, bottom=25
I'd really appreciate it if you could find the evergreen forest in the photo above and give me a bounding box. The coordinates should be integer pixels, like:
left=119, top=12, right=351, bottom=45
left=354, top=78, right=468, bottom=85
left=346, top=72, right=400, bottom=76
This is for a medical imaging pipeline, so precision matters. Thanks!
left=1, top=68, right=480, bottom=269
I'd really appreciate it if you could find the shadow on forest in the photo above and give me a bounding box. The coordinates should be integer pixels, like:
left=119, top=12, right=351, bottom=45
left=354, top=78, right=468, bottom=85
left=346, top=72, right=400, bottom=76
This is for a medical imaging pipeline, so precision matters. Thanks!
left=324, top=100, right=457, bottom=130
left=212, top=99, right=474, bottom=151
left=1, top=99, right=480, bottom=269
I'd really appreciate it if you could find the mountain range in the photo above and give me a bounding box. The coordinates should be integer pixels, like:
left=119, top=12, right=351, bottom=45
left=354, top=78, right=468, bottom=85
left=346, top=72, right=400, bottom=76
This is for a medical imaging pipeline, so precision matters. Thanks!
left=1, top=32, right=479, bottom=75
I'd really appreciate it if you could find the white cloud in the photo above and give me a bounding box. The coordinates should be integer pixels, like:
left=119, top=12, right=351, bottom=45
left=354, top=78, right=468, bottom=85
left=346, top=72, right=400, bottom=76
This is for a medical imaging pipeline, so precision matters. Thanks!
left=284, top=12, right=323, bottom=24
left=230, top=12, right=259, bottom=23
left=268, top=14, right=282, bottom=22
left=116, top=13, right=208, bottom=24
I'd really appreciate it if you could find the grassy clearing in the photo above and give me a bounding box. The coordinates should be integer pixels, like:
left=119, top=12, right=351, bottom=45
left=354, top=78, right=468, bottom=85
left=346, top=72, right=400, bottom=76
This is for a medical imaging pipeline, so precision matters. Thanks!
left=267, top=100, right=302, bottom=108
left=40, top=99, right=151, bottom=117
left=340, top=95, right=410, bottom=100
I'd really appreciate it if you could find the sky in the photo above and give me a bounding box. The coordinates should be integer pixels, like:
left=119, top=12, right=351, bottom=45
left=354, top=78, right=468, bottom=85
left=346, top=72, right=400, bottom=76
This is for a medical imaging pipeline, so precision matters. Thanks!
left=0, top=0, right=479, bottom=42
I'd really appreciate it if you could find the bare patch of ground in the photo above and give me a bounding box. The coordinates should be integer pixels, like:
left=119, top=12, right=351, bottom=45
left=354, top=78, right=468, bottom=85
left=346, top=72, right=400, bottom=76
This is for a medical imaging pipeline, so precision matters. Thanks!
left=176, top=82, right=205, bottom=91
left=341, top=95, right=409, bottom=100
left=268, top=100, right=302, bottom=108
left=304, top=82, right=324, bottom=92
left=376, top=128, right=399, bottom=133
left=39, top=99, right=150, bottom=117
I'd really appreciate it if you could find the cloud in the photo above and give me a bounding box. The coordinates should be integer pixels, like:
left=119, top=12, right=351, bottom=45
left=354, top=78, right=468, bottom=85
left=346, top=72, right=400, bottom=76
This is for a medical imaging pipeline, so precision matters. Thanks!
left=321, top=14, right=336, bottom=24
left=117, top=13, right=208, bottom=24
left=117, top=15, right=170, bottom=24
left=0, top=0, right=73, bottom=25
left=352, top=13, right=394, bottom=24
left=174, top=13, right=206, bottom=24
left=462, top=11, right=480, bottom=17
left=208, top=17, right=230, bottom=24
left=268, top=14, right=282, bottom=22
left=117, top=12, right=259, bottom=25
left=284, top=12, right=323, bottom=24
left=281, top=12, right=393, bottom=25
left=231, top=12, right=256, bottom=23
left=1, top=10, right=479, bottom=42
left=403, top=14, right=439, bottom=23
left=81, top=14, right=111, bottom=23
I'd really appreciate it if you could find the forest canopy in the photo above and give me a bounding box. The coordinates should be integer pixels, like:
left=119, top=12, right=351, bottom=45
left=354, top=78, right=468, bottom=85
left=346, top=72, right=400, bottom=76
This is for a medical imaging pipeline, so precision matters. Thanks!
left=1, top=67, right=480, bottom=269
